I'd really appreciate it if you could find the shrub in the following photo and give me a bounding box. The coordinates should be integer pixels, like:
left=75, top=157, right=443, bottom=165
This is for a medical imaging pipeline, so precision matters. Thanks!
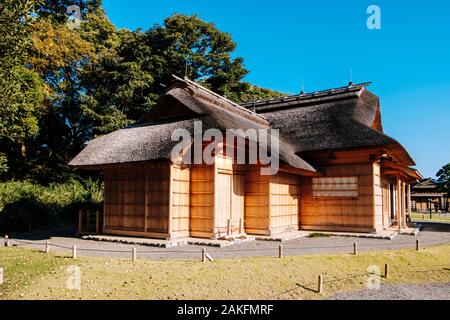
left=0, top=179, right=103, bottom=233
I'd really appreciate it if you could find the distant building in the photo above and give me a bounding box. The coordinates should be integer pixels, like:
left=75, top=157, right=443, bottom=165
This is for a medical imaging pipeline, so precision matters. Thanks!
left=411, top=178, right=447, bottom=212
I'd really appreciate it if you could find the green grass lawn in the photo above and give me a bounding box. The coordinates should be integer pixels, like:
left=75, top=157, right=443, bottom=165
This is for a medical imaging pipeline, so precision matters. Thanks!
left=412, top=212, right=450, bottom=223
left=0, top=245, right=449, bottom=300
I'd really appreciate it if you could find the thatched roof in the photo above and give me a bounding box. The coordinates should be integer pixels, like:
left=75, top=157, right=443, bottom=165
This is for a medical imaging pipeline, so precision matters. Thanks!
left=69, top=76, right=317, bottom=173
left=243, top=83, right=415, bottom=166
left=70, top=77, right=415, bottom=171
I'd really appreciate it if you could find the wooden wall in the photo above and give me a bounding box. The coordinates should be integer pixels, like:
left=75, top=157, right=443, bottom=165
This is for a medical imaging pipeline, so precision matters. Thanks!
left=214, top=154, right=245, bottom=238
left=170, top=165, right=190, bottom=238
left=380, top=175, right=392, bottom=228
left=103, top=163, right=170, bottom=238
left=269, top=172, right=300, bottom=234
left=373, top=163, right=383, bottom=232
left=244, top=167, right=270, bottom=235
left=190, top=164, right=215, bottom=238
left=244, top=168, right=299, bottom=236
left=299, top=164, right=377, bottom=233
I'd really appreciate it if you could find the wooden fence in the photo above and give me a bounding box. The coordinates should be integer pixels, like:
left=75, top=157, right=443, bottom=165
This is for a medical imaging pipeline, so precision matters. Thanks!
left=78, top=210, right=103, bottom=234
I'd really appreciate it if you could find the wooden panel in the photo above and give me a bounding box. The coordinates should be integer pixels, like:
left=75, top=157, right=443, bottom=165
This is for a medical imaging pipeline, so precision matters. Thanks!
left=299, top=163, right=377, bottom=232
left=170, top=165, right=190, bottom=238
left=373, top=163, right=383, bottom=231
left=216, top=172, right=232, bottom=236
left=103, top=163, right=170, bottom=237
left=381, top=176, right=391, bottom=228
left=269, top=172, right=300, bottom=234
left=214, top=153, right=245, bottom=237
left=244, top=167, right=270, bottom=235
left=190, top=164, right=215, bottom=237
left=231, top=174, right=245, bottom=232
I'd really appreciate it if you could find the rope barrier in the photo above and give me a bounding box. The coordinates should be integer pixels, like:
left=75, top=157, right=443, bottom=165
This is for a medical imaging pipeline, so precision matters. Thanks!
left=5, top=236, right=450, bottom=256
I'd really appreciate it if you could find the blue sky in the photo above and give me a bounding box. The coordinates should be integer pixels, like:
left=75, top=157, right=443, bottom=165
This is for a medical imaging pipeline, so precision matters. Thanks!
left=102, top=0, right=450, bottom=178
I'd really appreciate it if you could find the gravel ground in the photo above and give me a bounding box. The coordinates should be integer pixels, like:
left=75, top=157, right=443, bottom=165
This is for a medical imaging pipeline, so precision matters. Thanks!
left=330, top=282, right=450, bottom=300
left=7, top=222, right=450, bottom=260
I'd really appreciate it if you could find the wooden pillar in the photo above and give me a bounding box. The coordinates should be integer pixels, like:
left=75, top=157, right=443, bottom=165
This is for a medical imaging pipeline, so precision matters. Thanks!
left=144, top=168, right=148, bottom=233
left=402, top=180, right=407, bottom=228
left=86, top=210, right=90, bottom=232
left=78, top=210, right=82, bottom=232
left=167, top=164, right=174, bottom=240
left=396, top=177, right=401, bottom=230
left=407, top=184, right=411, bottom=224
left=95, top=211, right=99, bottom=233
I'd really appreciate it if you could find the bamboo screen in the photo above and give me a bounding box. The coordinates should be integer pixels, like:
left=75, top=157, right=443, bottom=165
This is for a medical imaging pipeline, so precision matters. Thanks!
left=312, top=176, right=359, bottom=197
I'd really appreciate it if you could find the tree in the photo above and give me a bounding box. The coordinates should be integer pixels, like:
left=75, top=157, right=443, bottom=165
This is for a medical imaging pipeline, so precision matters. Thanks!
left=436, top=163, right=450, bottom=212
left=0, top=0, right=46, bottom=178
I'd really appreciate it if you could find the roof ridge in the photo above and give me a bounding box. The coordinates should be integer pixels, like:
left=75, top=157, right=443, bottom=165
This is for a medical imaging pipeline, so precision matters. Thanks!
left=171, top=74, right=269, bottom=122
left=241, top=82, right=372, bottom=108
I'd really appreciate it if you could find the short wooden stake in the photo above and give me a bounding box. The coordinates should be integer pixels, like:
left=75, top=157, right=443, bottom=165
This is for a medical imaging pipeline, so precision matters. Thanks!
left=4, top=235, right=9, bottom=247
left=278, top=245, right=283, bottom=259
left=353, top=242, right=358, bottom=255
left=416, top=239, right=420, bottom=251
left=132, top=248, right=137, bottom=261
left=318, top=275, right=324, bottom=294
left=384, top=263, right=389, bottom=278
left=202, top=248, right=206, bottom=262
left=45, top=241, right=50, bottom=253
left=72, top=245, right=77, bottom=259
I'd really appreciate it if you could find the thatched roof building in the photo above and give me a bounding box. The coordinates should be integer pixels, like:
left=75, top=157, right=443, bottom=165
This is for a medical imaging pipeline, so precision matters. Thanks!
left=70, top=76, right=421, bottom=239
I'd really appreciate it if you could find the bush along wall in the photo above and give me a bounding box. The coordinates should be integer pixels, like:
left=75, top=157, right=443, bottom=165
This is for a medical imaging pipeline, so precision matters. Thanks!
left=0, top=179, right=103, bottom=233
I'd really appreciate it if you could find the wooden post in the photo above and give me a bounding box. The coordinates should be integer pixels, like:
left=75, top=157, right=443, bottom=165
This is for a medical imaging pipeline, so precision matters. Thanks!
left=397, top=178, right=401, bottom=231
left=45, top=241, right=50, bottom=253
left=318, top=275, right=323, bottom=294
left=95, top=211, right=99, bottom=233
left=278, top=245, right=283, bottom=259
left=429, top=198, right=432, bottom=220
left=78, top=210, right=82, bottom=232
left=416, top=239, right=420, bottom=251
left=353, top=242, right=358, bottom=255
left=401, top=181, right=407, bottom=228
left=4, top=235, right=9, bottom=247
left=407, top=184, right=411, bottom=223
left=227, top=219, right=231, bottom=236
left=239, top=218, right=243, bottom=234
left=384, top=263, right=389, bottom=278
left=86, top=210, right=90, bottom=232
left=132, top=248, right=137, bottom=261
left=202, top=248, right=206, bottom=262
left=72, top=245, right=77, bottom=259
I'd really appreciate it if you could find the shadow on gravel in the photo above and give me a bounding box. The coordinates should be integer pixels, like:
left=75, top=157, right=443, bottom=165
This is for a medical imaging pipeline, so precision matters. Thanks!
left=419, top=223, right=450, bottom=233
left=10, top=228, right=77, bottom=241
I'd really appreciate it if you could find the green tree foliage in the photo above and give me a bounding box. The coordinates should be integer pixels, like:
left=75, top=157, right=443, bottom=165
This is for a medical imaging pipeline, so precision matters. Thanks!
left=436, top=163, right=450, bottom=191
left=0, top=0, right=46, bottom=177
left=0, top=179, right=103, bottom=232
left=1, top=1, right=283, bottom=183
